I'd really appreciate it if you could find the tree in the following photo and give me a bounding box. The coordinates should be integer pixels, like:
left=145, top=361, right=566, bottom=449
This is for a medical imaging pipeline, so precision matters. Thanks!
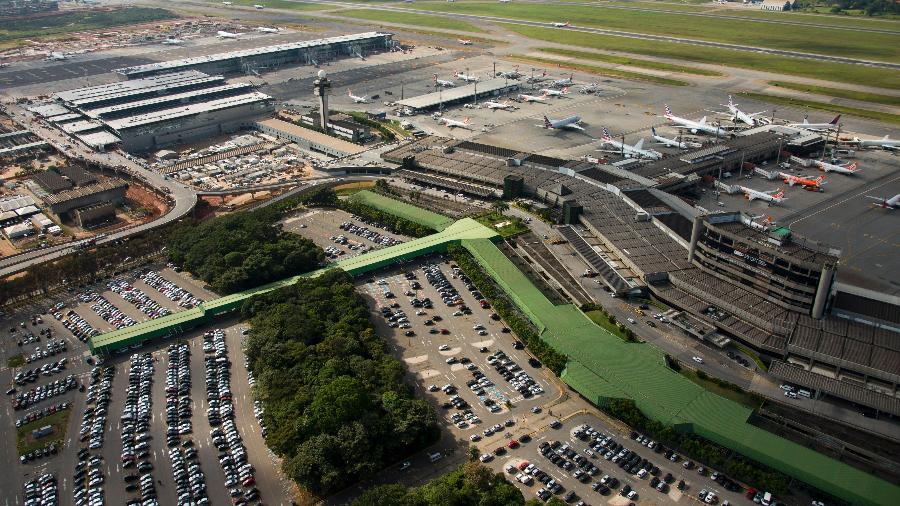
left=491, top=200, right=510, bottom=213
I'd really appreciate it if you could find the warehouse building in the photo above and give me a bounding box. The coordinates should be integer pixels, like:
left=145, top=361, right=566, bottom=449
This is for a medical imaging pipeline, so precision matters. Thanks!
left=114, top=32, right=394, bottom=79
left=42, top=179, right=128, bottom=217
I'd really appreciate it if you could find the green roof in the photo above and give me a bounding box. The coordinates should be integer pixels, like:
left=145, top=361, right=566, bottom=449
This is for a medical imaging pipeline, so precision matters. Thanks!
left=460, top=237, right=899, bottom=506
left=348, top=190, right=456, bottom=231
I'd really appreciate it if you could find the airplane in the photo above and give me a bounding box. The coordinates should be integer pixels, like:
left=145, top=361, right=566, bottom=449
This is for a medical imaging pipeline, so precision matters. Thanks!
left=664, top=105, right=727, bottom=138
left=721, top=95, right=766, bottom=127
left=217, top=31, right=240, bottom=39
left=161, top=38, right=184, bottom=45
left=851, top=135, right=900, bottom=151
left=433, top=74, right=456, bottom=87
left=787, top=114, right=840, bottom=132
left=455, top=71, right=479, bottom=82
left=578, top=83, right=600, bottom=94
left=45, top=52, right=68, bottom=61
left=499, top=0, right=511, bottom=3
left=222, top=1, right=232, bottom=5
left=497, top=67, right=523, bottom=79
left=779, top=172, right=825, bottom=189
left=552, top=21, right=571, bottom=27
left=866, top=194, right=899, bottom=209
left=814, top=159, right=860, bottom=175
left=552, top=75, right=574, bottom=88
left=254, top=4, right=265, bottom=9
left=650, top=127, right=702, bottom=149
left=599, top=127, right=661, bottom=160
left=348, top=90, right=369, bottom=104
left=437, top=116, right=472, bottom=129
left=482, top=100, right=514, bottom=111
left=539, top=87, right=569, bottom=97
left=256, top=27, right=280, bottom=33
left=539, top=115, right=584, bottom=131
left=740, top=186, right=786, bottom=204
left=526, top=71, right=549, bottom=84
left=458, top=39, right=473, bottom=45
left=518, top=92, right=550, bottom=103
left=0, top=63, right=9, bottom=68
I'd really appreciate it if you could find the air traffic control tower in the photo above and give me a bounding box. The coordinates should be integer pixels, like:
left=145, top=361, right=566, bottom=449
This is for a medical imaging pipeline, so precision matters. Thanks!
left=313, top=70, right=331, bottom=132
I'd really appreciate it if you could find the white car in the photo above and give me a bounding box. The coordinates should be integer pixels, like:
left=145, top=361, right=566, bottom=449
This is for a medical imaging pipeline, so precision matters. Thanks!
left=692, top=356, right=704, bottom=364
left=438, top=345, right=450, bottom=351
left=480, top=454, right=494, bottom=463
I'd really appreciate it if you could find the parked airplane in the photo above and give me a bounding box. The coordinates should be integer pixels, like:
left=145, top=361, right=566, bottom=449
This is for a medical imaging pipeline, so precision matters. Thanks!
left=161, top=38, right=184, bottom=45
left=721, top=95, right=766, bottom=127
left=787, top=115, right=840, bottom=132
left=438, top=116, right=472, bottom=129
left=482, top=100, right=513, bottom=111
left=254, top=4, right=265, bottom=9
left=526, top=71, right=549, bottom=84
left=599, top=128, right=661, bottom=160
left=539, top=87, right=569, bottom=97
left=814, top=159, right=860, bottom=175
left=222, top=1, right=232, bottom=5
left=0, top=63, right=9, bottom=68
left=740, top=187, right=786, bottom=204
left=851, top=135, right=900, bottom=151
left=497, top=67, right=523, bottom=79
left=539, top=115, right=584, bottom=131
left=779, top=172, right=825, bottom=189
left=866, top=194, right=899, bottom=209
left=458, top=39, right=473, bottom=45
left=650, top=127, right=701, bottom=149
left=552, top=21, right=571, bottom=27
left=217, top=31, right=240, bottom=39
left=256, top=27, right=280, bottom=33
left=45, top=52, right=68, bottom=61
left=348, top=90, right=369, bottom=104
left=664, top=105, right=727, bottom=137
left=518, top=93, right=550, bottom=103
left=552, top=75, right=574, bottom=88
left=433, top=74, right=456, bottom=87
left=455, top=71, right=479, bottom=82
left=499, top=0, right=511, bottom=3
left=578, top=83, right=600, bottom=94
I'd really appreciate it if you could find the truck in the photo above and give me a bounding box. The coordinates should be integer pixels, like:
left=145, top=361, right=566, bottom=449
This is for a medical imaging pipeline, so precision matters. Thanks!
left=32, top=425, right=54, bottom=439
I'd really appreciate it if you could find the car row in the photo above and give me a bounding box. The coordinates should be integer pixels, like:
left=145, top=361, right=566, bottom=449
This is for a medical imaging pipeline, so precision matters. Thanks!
left=120, top=353, right=153, bottom=466
left=20, top=441, right=60, bottom=464
left=23, top=338, right=67, bottom=364
left=23, top=473, right=57, bottom=506
left=339, top=220, right=402, bottom=247
left=108, top=279, right=171, bottom=320
left=79, top=366, right=113, bottom=450
left=165, top=343, right=193, bottom=437
left=487, top=349, right=543, bottom=398
left=87, top=293, right=136, bottom=330
left=16, top=400, right=71, bottom=427
left=140, top=270, right=204, bottom=308
left=11, top=374, right=77, bottom=410
left=63, top=310, right=101, bottom=341
left=15, top=358, right=67, bottom=384
left=168, top=444, right=209, bottom=504
left=16, top=330, right=42, bottom=346
left=72, top=452, right=106, bottom=505
left=203, top=330, right=232, bottom=427
left=424, top=264, right=465, bottom=307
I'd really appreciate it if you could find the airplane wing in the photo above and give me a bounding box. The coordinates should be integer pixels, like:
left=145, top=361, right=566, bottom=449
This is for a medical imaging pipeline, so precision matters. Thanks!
left=567, top=124, right=585, bottom=131
left=882, top=144, right=899, bottom=151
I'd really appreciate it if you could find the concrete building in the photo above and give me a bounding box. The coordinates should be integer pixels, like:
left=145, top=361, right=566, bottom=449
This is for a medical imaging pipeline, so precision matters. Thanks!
left=760, top=0, right=796, bottom=10
left=254, top=118, right=367, bottom=158
left=396, top=79, right=521, bottom=113
left=42, top=179, right=128, bottom=217
left=73, top=202, right=116, bottom=228
left=114, top=32, right=394, bottom=79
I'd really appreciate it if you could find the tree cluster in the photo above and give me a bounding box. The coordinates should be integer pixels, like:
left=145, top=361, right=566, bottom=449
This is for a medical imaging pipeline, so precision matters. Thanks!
left=447, top=245, right=568, bottom=374
left=352, top=462, right=524, bottom=506
left=603, top=399, right=789, bottom=495
left=340, top=199, right=436, bottom=238
left=810, top=0, right=899, bottom=16
left=241, top=270, right=439, bottom=496
left=166, top=209, right=323, bottom=294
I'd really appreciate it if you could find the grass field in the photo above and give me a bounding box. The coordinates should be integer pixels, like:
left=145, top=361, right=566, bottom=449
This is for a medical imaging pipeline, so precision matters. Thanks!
left=336, top=8, right=485, bottom=33
left=7, top=353, right=24, bottom=368
left=474, top=211, right=528, bottom=238
left=679, top=368, right=763, bottom=409
left=585, top=310, right=632, bottom=342
left=16, top=410, right=70, bottom=455
left=0, top=7, right=176, bottom=45
left=538, top=48, right=721, bottom=76
left=413, top=2, right=900, bottom=63
left=509, top=55, right=689, bottom=86
left=211, top=0, right=328, bottom=10
left=334, top=181, right=376, bottom=196
left=502, top=24, right=900, bottom=90
left=767, top=81, right=900, bottom=107
left=738, top=92, right=900, bottom=126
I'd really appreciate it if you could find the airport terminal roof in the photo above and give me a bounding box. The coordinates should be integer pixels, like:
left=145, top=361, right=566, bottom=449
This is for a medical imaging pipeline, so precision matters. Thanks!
left=105, top=92, right=271, bottom=131
left=256, top=118, right=367, bottom=157
left=712, top=220, right=839, bottom=264
left=396, top=78, right=519, bottom=111
left=770, top=360, right=900, bottom=416
left=84, top=83, right=255, bottom=119
left=27, top=103, right=69, bottom=117
left=60, top=120, right=103, bottom=134
left=55, top=71, right=222, bottom=108
left=76, top=131, right=121, bottom=149
left=114, top=32, right=391, bottom=77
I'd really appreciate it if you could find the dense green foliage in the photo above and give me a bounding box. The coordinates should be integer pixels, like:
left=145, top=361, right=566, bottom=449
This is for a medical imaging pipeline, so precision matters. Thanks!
left=167, top=210, right=323, bottom=294
left=347, top=112, right=397, bottom=142
left=447, top=245, right=568, bottom=374
left=340, top=198, right=435, bottom=238
left=0, top=8, right=176, bottom=45
left=242, top=271, right=439, bottom=496
left=817, top=0, right=900, bottom=16
left=352, top=463, right=523, bottom=506
left=604, top=399, right=789, bottom=494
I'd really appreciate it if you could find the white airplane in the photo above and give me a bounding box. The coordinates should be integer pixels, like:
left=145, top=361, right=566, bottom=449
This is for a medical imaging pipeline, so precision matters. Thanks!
left=539, top=87, right=569, bottom=97
left=497, top=68, right=523, bottom=79
left=552, top=75, right=574, bottom=88
left=852, top=135, right=900, bottom=151
left=518, top=92, right=550, bottom=103
left=721, top=95, right=766, bottom=127
left=650, top=127, right=701, bottom=149
left=499, top=0, right=511, bottom=3
left=787, top=114, right=840, bottom=132
left=256, top=27, right=280, bottom=33
left=664, top=105, right=727, bottom=138
left=740, top=186, right=786, bottom=204
left=539, top=115, right=584, bottom=131
left=814, top=159, right=860, bottom=175
left=222, top=1, right=232, bottom=5
left=0, top=63, right=9, bottom=68
left=433, top=74, right=456, bottom=88
left=45, top=52, right=68, bottom=61
left=482, top=100, right=513, bottom=111
left=217, top=31, right=240, bottom=39
left=552, top=21, right=571, bottom=27
left=348, top=90, right=369, bottom=104
left=254, top=4, right=265, bottom=9
left=526, top=71, right=549, bottom=84
left=438, top=116, right=472, bottom=129
left=866, top=194, right=899, bottom=209
left=161, top=38, right=184, bottom=45
left=599, top=128, right=661, bottom=160
left=458, top=39, right=473, bottom=45
left=455, top=71, right=479, bottom=82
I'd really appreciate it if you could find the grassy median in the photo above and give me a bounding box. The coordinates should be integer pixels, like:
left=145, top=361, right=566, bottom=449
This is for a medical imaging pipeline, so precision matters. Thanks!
left=538, top=48, right=721, bottom=76
left=16, top=410, right=70, bottom=456
left=767, top=81, right=900, bottom=107
left=508, top=55, right=689, bottom=86
left=336, top=8, right=485, bottom=33
left=737, top=92, right=900, bottom=126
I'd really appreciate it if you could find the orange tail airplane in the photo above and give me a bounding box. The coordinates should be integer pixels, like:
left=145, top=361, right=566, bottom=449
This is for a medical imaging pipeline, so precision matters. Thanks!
left=779, top=172, right=825, bottom=189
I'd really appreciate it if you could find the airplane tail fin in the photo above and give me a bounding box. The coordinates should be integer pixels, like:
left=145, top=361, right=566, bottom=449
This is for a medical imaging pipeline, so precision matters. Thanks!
left=562, top=86, right=569, bottom=94
left=651, top=127, right=657, bottom=136
left=774, top=189, right=785, bottom=200
left=847, top=162, right=859, bottom=172
left=816, top=175, right=825, bottom=185
left=699, top=116, right=707, bottom=125
left=830, top=115, right=841, bottom=125
left=601, top=127, right=611, bottom=140
left=543, top=116, right=553, bottom=129
left=728, top=95, right=735, bottom=107
left=464, top=117, right=471, bottom=124
left=634, top=138, right=645, bottom=150
left=664, top=104, right=672, bottom=117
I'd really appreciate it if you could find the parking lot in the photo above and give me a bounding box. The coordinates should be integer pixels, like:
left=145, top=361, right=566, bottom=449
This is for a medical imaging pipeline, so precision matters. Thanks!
left=282, top=208, right=407, bottom=262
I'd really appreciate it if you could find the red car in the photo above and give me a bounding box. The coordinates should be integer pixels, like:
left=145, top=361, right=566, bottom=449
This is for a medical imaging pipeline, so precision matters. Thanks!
left=507, top=439, right=519, bottom=449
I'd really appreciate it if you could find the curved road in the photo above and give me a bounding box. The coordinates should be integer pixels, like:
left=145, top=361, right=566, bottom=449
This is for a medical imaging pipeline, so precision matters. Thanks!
left=0, top=104, right=197, bottom=278
left=297, top=0, right=900, bottom=69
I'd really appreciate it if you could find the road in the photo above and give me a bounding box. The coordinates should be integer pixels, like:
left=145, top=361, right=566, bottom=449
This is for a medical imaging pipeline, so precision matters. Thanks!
left=0, top=104, right=198, bottom=278
left=294, top=0, right=900, bottom=69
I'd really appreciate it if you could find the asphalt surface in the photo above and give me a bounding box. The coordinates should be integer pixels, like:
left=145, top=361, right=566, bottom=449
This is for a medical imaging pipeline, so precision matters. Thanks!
left=0, top=56, right=154, bottom=88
